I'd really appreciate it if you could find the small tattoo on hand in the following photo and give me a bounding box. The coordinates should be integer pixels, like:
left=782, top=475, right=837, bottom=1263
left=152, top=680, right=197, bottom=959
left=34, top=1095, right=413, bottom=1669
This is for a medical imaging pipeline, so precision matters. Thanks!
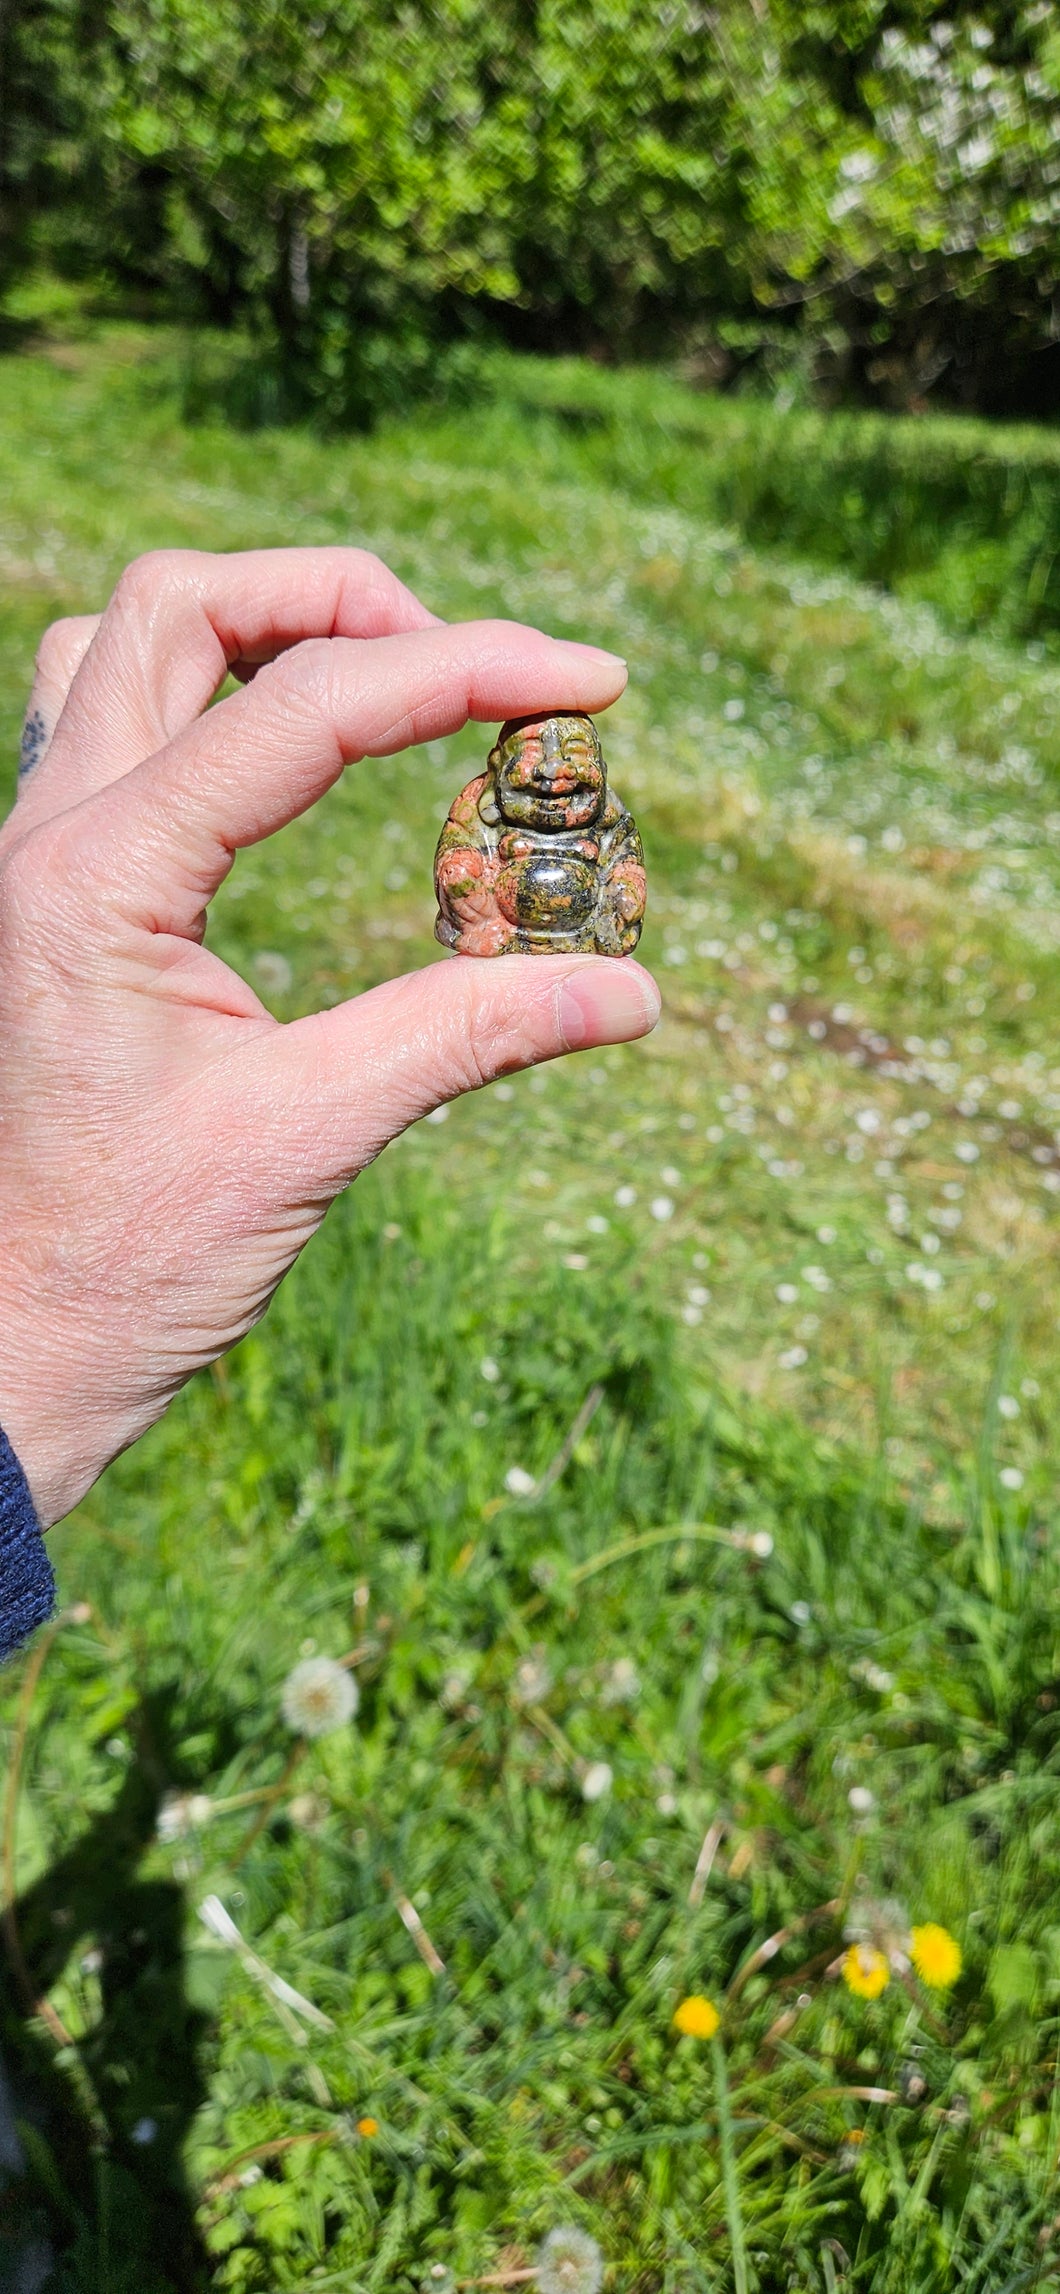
left=18, top=707, right=48, bottom=778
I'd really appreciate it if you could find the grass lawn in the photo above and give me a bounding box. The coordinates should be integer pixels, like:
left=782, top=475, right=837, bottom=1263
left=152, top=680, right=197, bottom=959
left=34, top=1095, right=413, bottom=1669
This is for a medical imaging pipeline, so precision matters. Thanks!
left=2, top=327, right=1060, bottom=2292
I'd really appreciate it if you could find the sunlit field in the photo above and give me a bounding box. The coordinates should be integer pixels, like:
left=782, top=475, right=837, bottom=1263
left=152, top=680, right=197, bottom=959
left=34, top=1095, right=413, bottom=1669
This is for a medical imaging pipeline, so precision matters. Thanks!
left=3, top=328, right=1060, bottom=2293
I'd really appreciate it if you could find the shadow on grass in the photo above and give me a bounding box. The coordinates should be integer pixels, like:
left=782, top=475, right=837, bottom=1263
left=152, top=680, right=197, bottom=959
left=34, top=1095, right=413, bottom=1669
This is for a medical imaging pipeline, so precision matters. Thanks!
left=1, top=1689, right=209, bottom=2293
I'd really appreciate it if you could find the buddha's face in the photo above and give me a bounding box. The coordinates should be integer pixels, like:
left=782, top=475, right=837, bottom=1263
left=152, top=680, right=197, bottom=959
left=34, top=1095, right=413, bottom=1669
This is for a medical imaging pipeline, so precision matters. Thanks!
left=489, top=713, right=605, bottom=831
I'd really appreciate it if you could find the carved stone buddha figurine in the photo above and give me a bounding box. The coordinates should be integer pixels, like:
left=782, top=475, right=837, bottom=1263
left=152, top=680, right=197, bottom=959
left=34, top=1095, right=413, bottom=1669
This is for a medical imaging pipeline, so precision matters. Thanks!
left=433, top=712, right=645, bottom=958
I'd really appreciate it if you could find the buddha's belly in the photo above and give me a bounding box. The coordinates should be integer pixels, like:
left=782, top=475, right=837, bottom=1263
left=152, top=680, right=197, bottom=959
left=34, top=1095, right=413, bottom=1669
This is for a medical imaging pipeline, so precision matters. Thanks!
left=496, top=845, right=598, bottom=939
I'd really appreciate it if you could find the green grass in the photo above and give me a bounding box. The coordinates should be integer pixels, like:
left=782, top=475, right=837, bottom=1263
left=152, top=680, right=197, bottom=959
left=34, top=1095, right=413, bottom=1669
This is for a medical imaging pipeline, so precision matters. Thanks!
left=2, top=328, right=1060, bottom=2291
left=466, top=353, right=1060, bottom=650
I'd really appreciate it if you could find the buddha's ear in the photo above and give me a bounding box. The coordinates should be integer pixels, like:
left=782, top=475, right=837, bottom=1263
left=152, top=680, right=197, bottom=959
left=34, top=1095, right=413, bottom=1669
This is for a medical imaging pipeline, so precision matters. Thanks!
left=478, top=787, right=501, bottom=825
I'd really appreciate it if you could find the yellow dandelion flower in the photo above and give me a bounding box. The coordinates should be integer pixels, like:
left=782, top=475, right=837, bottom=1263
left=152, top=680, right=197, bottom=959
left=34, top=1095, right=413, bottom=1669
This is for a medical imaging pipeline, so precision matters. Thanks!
left=842, top=1943, right=890, bottom=2000
left=910, top=1923, right=962, bottom=1990
left=356, top=2116, right=379, bottom=2139
left=673, top=1994, right=720, bottom=2039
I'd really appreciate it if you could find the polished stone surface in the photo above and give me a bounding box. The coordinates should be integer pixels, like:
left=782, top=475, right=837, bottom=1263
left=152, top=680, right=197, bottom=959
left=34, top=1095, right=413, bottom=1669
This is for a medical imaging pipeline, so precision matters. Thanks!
left=434, top=713, right=645, bottom=957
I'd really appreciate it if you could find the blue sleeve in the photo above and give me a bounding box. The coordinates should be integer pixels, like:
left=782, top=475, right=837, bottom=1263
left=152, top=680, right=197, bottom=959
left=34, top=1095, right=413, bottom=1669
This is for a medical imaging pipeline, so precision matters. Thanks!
left=0, top=1424, right=55, bottom=1662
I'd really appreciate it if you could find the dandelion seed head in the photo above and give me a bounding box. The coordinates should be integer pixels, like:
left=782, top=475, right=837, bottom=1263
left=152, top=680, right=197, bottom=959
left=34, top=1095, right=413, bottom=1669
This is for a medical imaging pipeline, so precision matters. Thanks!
left=281, top=1656, right=358, bottom=1738
left=537, top=2225, right=604, bottom=2294
left=253, top=951, right=293, bottom=996
left=844, top=1897, right=909, bottom=1964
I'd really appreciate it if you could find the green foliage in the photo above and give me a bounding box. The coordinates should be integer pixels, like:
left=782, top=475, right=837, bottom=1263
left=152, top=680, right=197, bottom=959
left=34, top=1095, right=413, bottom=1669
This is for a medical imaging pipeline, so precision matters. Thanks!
left=5, top=1, right=1060, bottom=415
left=3, top=329, right=1060, bottom=2285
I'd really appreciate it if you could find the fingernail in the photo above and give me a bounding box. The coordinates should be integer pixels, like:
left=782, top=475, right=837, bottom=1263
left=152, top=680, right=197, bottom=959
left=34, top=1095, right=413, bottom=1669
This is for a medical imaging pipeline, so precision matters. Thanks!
left=558, top=962, right=661, bottom=1050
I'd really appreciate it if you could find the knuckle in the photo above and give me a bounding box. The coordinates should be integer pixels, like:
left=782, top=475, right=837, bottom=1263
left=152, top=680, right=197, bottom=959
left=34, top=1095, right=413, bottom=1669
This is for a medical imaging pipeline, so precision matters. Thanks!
left=347, top=547, right=387, bottom=583
left=459, top=974, right=540, bottom=1095
left=257, top=637, right=338, bottom=723
left=0, top=816, right=107, bottom=991
left=34, top=616, right=83, bottom=681
left=0, top=825, right=50, bottom=938
left=113, top=547, right=197, bottom=610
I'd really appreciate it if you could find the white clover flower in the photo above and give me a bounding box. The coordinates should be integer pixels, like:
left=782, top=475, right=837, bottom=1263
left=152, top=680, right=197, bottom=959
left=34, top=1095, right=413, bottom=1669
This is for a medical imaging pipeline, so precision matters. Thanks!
left=440, top=1669, right=472, bottom=1712
left=425, top=1104, right=449, bottom=1124
left=601, top=1657, right=640, bottom=1706
left=281, top=1656, right=359, bottom=1738
left=480, top=1356, right=500, bottom=1383
left=997, top=1395, right=1020, bottom=1421
left=505, top=1465, right=537, bottom=1497
left=537, top=2225, right=604, bottom=2294
left=848, top=1785, right=875, bottom=1815
left=999, top=1466, right=1024, bottom=1491
left=613, top=1183, right=637, bottom=1207
left=778, top=1345, right=808, bottom=1369
left=581, top=1762, right=614, bottom=1803
left=513, top=1652, right=552, bottom=1707
left=650, top=1195, right=675, bottom=1222
left=776, top=1282, right=798, bottom=1304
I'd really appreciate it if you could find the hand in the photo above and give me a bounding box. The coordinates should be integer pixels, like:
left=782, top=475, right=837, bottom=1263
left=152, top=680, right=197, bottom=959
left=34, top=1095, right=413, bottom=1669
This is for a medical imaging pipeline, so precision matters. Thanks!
left=0, top=548, right=659, bottom=1525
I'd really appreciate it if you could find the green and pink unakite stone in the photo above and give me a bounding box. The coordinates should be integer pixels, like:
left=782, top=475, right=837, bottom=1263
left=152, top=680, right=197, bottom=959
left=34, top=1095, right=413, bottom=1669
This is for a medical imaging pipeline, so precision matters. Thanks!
left=433, top=713, right=646, bottom=958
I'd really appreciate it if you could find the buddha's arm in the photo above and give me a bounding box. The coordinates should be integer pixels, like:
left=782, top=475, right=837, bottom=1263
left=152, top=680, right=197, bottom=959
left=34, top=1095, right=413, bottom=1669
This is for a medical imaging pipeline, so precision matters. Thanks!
left=434, top=776, right=514, bottom=955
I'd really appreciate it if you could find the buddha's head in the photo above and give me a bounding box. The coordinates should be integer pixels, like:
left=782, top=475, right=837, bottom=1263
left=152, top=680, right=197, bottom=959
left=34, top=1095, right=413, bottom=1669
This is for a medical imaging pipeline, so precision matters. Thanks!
left=487, top=712, right=606, bottom=832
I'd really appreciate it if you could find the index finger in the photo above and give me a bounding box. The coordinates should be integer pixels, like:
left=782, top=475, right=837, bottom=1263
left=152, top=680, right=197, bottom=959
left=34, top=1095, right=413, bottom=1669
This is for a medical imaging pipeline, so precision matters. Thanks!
left=75, top=620, right=629, bottom=935
left=35, top=545, right=440, bottom=814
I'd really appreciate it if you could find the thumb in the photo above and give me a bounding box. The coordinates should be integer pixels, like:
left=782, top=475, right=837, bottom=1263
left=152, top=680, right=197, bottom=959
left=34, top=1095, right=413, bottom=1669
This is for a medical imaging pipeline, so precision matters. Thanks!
left=260, top=953, right=661, bottom=1185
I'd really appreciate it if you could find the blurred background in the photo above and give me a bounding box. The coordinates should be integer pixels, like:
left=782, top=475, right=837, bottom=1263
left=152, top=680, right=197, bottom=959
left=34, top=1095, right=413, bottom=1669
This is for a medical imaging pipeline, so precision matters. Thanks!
left=2, top=7, right=1060, bottom=2292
